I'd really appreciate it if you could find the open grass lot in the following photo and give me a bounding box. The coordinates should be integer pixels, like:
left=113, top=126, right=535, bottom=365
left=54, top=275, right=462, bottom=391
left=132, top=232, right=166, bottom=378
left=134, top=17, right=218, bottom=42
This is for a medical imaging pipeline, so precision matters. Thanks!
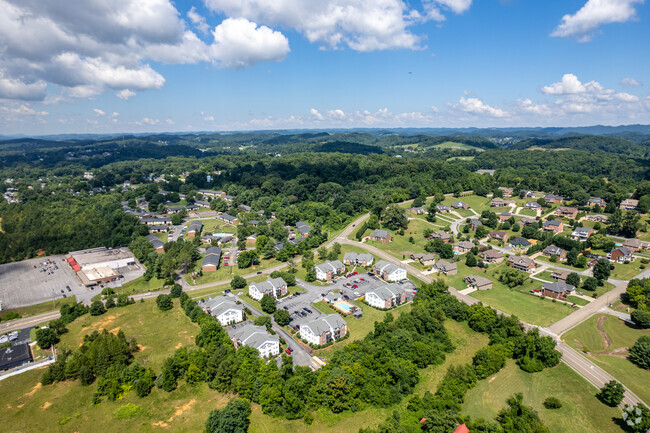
left=463, top=360, right=621, bottom=433
left=0, top=297, right=76, bottom=320
left=566, top=295, right=590, bottom=306
left=441, top=194, right=492, bottom=213
left=437, top=262, right=575, bottom=327
left=610, top=261, right=645, bottom=280
left=114, top=276, right=167, bottom=296
left=564, top=314, right=650, bottom=404
left=516, top=208, right=538, bottom=217
left=187, top=257, right=279, bottom=286
left=366, top=219, right=438, bottom=260
left=187, top=219, right=237, bottom=234
left=432, top=141, right=482, bottom=151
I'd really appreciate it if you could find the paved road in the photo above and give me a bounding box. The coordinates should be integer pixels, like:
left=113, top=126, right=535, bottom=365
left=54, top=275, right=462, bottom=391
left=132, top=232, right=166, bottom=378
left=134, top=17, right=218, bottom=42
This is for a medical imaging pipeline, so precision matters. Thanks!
left=0, top=311, right=61, bottom=333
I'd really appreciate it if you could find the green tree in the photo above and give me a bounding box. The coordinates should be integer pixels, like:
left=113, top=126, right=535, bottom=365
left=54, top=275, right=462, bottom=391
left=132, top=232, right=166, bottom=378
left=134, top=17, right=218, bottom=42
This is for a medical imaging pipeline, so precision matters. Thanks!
left=89, top=300, right=106, bottom=316
left=205, top=399, right=251, bottom=433
left=593, top=259, right=611, bottom=282
left=566, top=272, right=581, bottom=288
left=582, top=277, right=598, bottom=291
left=260, top=294, right=276, bottom=314
left=35, top=328, right=59, bottom=349
left=253, top=315, right=272, bottom=330
left=497, top=393, right=549, bottom=433
left=439, top=243, right=454, bottom=259
left=466, top=252, right=477, bottom=267
left=273, top=309, right=291, bottom=326
left=543, top=397, right=562, bottom=409
left=156, top=294, right=173, bottom=311
left=597, top=380, right=625, bottom=407
left=629, top=336, right=650, bottom=369
left=238, top=250, right=259, bottom=269
left=382, top=204, right=408, bottom=231
left=622, top=404, right=650, bottom=433
left=231, top=275, right=247, bottom=290
left=631, top=310, right=650, bottom=329
left=170, top=283, right=183, bottom=298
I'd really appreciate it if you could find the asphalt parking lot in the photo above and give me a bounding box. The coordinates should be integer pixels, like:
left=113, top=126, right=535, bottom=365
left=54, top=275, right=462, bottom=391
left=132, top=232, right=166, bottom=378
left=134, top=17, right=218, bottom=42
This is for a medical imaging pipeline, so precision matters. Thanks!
left=0, top=255, right=86, bottom=309
left=279, top=280, right=325, bottom=326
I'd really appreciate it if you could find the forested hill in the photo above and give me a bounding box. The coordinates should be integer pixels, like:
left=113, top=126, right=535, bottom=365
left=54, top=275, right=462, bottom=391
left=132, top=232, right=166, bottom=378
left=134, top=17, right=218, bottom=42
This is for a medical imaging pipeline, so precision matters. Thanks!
left=509, top=135, right=650, bottom=158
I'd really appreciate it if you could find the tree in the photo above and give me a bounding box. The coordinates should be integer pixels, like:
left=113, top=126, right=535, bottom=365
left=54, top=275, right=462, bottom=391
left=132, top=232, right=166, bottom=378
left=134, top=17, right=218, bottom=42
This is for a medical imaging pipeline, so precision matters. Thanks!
left=205, top=399, right=251, bottom=433
left=382, top=204, right=408, bottom=231
left=274, top=309, right=291, bottom=326
left=156, top=294, right=173, bottom=311
left=631, top=310, right=650, bottom=329
left=254, top=315, right=272, bottom=330
left=543, top=397, right=562, bottom=409
left=89, top=300, right=106, bottom=316
left=260, top=294, right=276, bottom=314
left=622, top=404, right=650, bottom=433
left=582, top=277, right=598, bottom=291
left=496, top=393, right=549, bottom=433
left=170, top=284, right=183, bottom=298
left=566, top=272, right=581, bottom=288
left=499, top=267, right=528, bottom=288
left=597, top=380, right=625, bottom=406
left=35, top=328, right=59, bottom=349
left=238, top=250, right=259, bottom=269
left=439, top=243, right=454, bottom=259
left=512, top=223, right=520, bottom=232
left=593, top=259, right=611, bottom=282
left=629, top=336, right=650, bottom=369
left=466, top=252, right=477, bottom=267
left=171, top=213, right=183, bottom=225
left=231, top=275, right=247, bottom=290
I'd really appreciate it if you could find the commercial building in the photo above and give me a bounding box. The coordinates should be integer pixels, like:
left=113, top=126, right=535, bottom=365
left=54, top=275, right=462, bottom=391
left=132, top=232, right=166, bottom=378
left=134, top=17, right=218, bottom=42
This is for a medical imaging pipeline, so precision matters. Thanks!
left=67, top=247, right=136, bottom=287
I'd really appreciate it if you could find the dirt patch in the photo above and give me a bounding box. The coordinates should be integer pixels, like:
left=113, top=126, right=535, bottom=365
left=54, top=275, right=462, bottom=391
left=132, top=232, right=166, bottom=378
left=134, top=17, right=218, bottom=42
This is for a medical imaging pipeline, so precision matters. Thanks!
left=152, top=421, right=169, bottom=428
left=595, top=347, right=630, bottom=359
left=17, top=404, right=24, bottom=408
left=175, top=343, right=183, bottom=349
left=7, top=404, right=12, bottom=409
left=168, top=399, right=196, bottom=422
left=20, top=382, right=42, bottom=399
left=596, top=316, right=612, bottom=350
left=488, top=376, right=497, bottom=383
left=86, top=315, right=120, bottom=330
left=108, top=327, right=121, bottom=335
left=42, top=401, right=52, bottom=409
left=137, top=344, right=146, bottom=351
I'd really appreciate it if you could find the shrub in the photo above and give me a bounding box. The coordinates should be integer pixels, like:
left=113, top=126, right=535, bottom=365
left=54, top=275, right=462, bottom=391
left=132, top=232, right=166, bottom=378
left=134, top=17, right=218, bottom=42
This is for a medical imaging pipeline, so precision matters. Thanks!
left=597, top=380, right=625, bottom=407
left=629, top=336, right=650, bottom=369
left=156, top=294, right=173, bottom=311
left=543, top=397, right=562, bottom=409
left=113, top=403, right=142, bottom=419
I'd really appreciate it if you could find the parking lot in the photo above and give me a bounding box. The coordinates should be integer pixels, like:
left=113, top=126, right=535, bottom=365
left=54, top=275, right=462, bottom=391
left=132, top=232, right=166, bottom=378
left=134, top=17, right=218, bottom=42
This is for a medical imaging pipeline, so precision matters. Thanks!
left=329, top=272, right=418, bottom=302
left=0, top=255, right=87, bottom=309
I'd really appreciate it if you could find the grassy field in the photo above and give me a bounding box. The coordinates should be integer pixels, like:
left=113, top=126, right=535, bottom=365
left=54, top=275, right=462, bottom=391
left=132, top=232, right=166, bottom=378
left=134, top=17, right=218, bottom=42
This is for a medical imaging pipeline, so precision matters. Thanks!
left=564, top=314, right=650, bottom=404
left=187, top=257, right=279, bottom=286
left=432, top=141, right=482, bottom=151
left=517, top=208, right=538, bottom=217
left=0, top=297, right=76, bottom=320
left=566, top=295, right=590, bottom=306
left=610, top=261, right=645, bottom=280
left=441, top=194, right=492, bottom=213
left=114, top=276, right=167, bottom=296
left=365, top=219, right=438, bottom=260
left=463, top=360, right=622, bottom=433
left=187, top=219, right=237, bottom=234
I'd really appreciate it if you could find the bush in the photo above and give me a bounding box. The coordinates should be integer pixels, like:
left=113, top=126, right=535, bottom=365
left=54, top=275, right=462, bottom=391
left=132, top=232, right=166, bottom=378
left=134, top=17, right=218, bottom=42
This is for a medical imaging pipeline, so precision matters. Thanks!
left=170, top=284, right=183, bottom=298
left=597, top=380, right=625, bottom=407
left=629, top=336, right=650, bottom=369
left=631, top=310, right=650, bottom=329
left=113, top=403, right=142, bottom=419
left=156, top=294, right=173, bottom=311
left=89, top=300, right=106, bottom=316
left=543, top=397, right=562, bottom=409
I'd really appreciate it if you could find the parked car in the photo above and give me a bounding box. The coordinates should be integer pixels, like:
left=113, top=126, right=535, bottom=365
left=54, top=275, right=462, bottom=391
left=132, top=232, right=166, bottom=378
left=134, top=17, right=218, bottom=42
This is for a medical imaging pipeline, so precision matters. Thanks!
left=285, top=349, right=292, bottom=355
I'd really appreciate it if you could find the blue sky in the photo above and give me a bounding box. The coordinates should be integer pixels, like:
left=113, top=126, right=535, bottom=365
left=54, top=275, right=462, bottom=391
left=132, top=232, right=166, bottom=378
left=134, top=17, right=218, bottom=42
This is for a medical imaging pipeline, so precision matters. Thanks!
left=0, top=0, right=648, bottom=134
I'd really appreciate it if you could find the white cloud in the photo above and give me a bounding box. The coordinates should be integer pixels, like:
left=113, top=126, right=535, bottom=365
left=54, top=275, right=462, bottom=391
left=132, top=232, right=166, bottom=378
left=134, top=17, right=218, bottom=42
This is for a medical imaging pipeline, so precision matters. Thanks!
left=541, top=73, right=586, bottom=95
left=116, top=89, right=136, bottom=100
left=551, top=0, right=643, bottom=42
left=135, top=117, right=159, bottom=126
left=203, top=0, right=470, bottom=51
left=310, top=108, right=325, bottom=121
left=202, top=111, right=215, bottom=122
left=453, top=96, right=509, bottom=117
left=424, top=0, right=473, bottom=20
left=621, top=77, right=642, bottom=86
left=93, top=108, right=106, bottom=116
left=210, top=18, right=290, bottom=68
left=165, top=118, right=174, bottom=125
left=111, top=112, right=119, bottom=118
left=188, top=7, right=210, bottom=34
left=0, top=72, right=47, bottom=100
left=517, top=98, right=552, bottom=116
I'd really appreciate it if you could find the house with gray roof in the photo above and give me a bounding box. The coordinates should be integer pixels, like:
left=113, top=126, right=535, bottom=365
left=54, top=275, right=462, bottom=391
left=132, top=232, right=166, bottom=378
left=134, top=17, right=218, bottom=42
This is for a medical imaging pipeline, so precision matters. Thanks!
left=300, top=314, right=347, bottom=346
left=187, top=220, right=203, bottom=238
left=434, top=260, right=457, bottom=275
left=365, top=283, right=406, bottom=309
left=343, top=252, right=374, bottom=267
left=146, top=235, right=165, bottom=253
left=542, top=281, right=575, bottom=300
left=436, top=204, right=451, bottom=213
left=315, top=260, right=345, bottom=281
left=571, top=227, right=594, bottom=240
left=202, top=247, right=222, bottom=272
left=202, top=296, right=243, bottom=326
left=508, top=255, right=536, bottom=272
left=370, top=229, right=391, bottom=243
left=464, top=275, right=493, bottom=290
left=451, top=201, right=468, bottom=209
left=249, top=277, right=287, bottom=300
left=480, top=249, right=504, bottom=264
left=229, top=324, right=279, bottom=358
left=542, top=245, right=566, bottom=260
left=373, top=260, right=407, bottom=282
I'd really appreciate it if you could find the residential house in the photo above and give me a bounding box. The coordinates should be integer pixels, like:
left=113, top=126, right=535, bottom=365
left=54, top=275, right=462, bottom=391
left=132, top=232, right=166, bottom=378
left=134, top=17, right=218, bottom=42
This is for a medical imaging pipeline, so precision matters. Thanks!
left=203, top=296, right=243, bottom=326
left=146, top=235, right=165, bottom=253
left=491, top=197, right=514, bottom=207
left=199, top=189, right=226, bottom=198
left=521, top=190, right=535, bottom=198
left=296, top=221, right=311, bottom=237
left=525, top=201, right=541, bottom=210
left=451, top=201, right=468, bottom=209
left=365, top=283, right=407, bottom=309
left=508, top=256, right=536, bottom=273
left=464, top=275, right=493, bottom=290
left=623, top=239, right=650, bottom=252
left=249, top=277, right=287, bottom=300
left=519, top=217, right=536, bottom=225
left=620, top=199, right=639, bottom=211
left=186, top=220, right=203, bottom=238
left=373, top=260, right=407, bottom=282
left=470, top=219, right=483, bottom=231
left=434, top=260, right=458, bottom=275
left=148, top=225, right=170, bottom=233
left=556, top=206, right=579, bottom=220
left=545, top=194, right=564, bottom=203
left=551, top=270, right=570, bottom=282
left=436, top=204, right=451, bottom=213
left=498, top=187, right=513, bottom=198
left=609, top=247, right=633, bottom=263
left=454, top=241, right=474, bottom=254
left=588, top=197, right=606, bottom=207
left=224, top=195, right=234, bottom=202
left=217, top=214, right=239, bottom=225
left=201, top=246, right=222, bottom=272
left=410, top=206, right=427, bottom=214
left=343, top=252, right=374, bottom=267
left=587, top=215, right=609, bottom=223
left=571, top=227, right=595, bottom=241
left=230, top=324, right=279, bottom=358
left=410, top=253, right=436, bottom=266
left=239, top=204, right=252, bottom=213
left=480, top=249, right=504, bottom=265
left=300, top=314, right=347, bottom=346
left=315, top=260, right=345, bottom=281
left=141, top=217, right=172, bottom=226
left=542, top=281, right=576, bottom=300
left=370, top=229, right=391, bottom=243
left=510, top=237, right=532, bottom=251
left=489, top=231, right=509, bottom=243
left=543, top=219, right=564, bottom=234
left=498, top=211, right=511, bottom=222
left=542, top=245, right=566, bottom=260
left=430, top=230, right=452, bottom=242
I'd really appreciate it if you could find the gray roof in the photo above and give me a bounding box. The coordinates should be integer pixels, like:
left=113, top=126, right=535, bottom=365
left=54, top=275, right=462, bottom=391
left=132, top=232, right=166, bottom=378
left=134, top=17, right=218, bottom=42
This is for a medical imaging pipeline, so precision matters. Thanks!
left=367, top=283, right=404, bottom=301
left=432, top=230, right=451, bottom=239
left=142, top=217, right=172, bottom=223
left=511, top=237, right=531, bottom=246
left=542, top=281, right=575, bottom=294
left=315, top=260, right=344, bottom=274
left=436, top=204, right=450, bottom=211
left=324, top=292, right=341, bottom=303
left=202, top=247, right=222, bottom=267
left=436, top=260, right=457, bottom=272
left=456, top=241, right=474, bottom=250
left=525, top=201, right=541, bottom=208
left=452, top=201, right=467, bottom=208
left=543, top=245, right=565, bottom=256
left=464, top=275, right=492, bottom=287
left=374, top=260, right=405, bottom=275
left=204, top=296, right=243, bottom=317
left=573, top=227, right=593, bottom=235
left=146, top=235, right=164, bottom=250
left=613, top=247, right=632, bottom=256
left=508, top=255, right=535, bottom=267
left=372, top=229, right=390, bottom=239
left=470, top=219, right=482, bottom=227
left=188, top=220, right=203, bottom=232
left=250, top=277, right=286, bottom=293
left=296, top=221, right=310, bottom=228
left=302, top=314, right=347, bottom=336
left=544, top=220, right=562, bottom=227
left=343, top=252, right=374, bottom=263
left=297, top=224, right=311, bottom=235
left=231, top=324, right=278, bottom=350
left=481, top=249, right=503, bottom=259
left=220, top=214, right=237, bottom=222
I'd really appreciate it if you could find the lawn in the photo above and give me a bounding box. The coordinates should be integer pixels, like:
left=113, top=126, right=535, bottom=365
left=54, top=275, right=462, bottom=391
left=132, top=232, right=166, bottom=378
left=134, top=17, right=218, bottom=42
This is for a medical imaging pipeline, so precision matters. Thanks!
left=441, top=194, right=492, bottom=214
left=187, top=257, right=279, bottom=286
left=0, top=297, right=76, bottom=320
left=463, top=360, right=622, bottom=433
left=566, top=295, right=590, bottom=306
left=365, top=219, right=437, bottom=260
left=517, top=208, right=538, bottom=217
left=610, top=261, right=646, bottom=280
left=432, top=141, right=481, bottom=151
left=189, top=219, right=237, bottom=234
left=113, top=276, right=167, bottom=296
left=534, top=271, right=615, bottom=298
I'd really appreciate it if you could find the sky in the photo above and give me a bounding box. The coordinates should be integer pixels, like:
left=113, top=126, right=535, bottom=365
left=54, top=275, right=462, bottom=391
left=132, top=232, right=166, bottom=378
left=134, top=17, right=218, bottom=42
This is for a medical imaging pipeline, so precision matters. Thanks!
left=0, top=0, right=649, bottom=135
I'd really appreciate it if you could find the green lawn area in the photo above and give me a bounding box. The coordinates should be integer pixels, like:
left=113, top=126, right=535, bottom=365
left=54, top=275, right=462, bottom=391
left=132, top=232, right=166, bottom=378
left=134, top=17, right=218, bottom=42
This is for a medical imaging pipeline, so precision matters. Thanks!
left=534, top=271, right=615, bottom=298
left=446, top=156, right=475, bottom=162
left=187, top=257, right=279, bottom=286
left=610, top=261, right=645, bottom=280
left=366, top=219, right=438, bottom=260
left=114, top=276, right=167, bottom=296
left=463, top=360, right=622, bottom=433
left=564, top=314, right=650, bottom=404
left=566, top=295, right=590, bottom=306
left=432, top=141, right=481, bottom=151
left=189, top=219, right=237, bottom=234
left=441, top=194, right=492, bottom=213
left=535, top=256, right=590, bottom=273
left=517, top=208, right=537, bottom=217
left=0, top=297, right=76, bottom=320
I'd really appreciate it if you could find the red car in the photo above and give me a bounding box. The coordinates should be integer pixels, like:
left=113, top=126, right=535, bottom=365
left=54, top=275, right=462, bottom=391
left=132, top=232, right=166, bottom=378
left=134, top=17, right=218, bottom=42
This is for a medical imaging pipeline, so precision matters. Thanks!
left=352, top=271, right=358, bottom=275
left=360, top=278, right=365, bottom=281
left=353, top=284, right=358, bottom=288
left=224, top=263, right=229, bottom=266
left=285, top=349, right=292, bottom=355
left=224, top=256, right=230, bottom=259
